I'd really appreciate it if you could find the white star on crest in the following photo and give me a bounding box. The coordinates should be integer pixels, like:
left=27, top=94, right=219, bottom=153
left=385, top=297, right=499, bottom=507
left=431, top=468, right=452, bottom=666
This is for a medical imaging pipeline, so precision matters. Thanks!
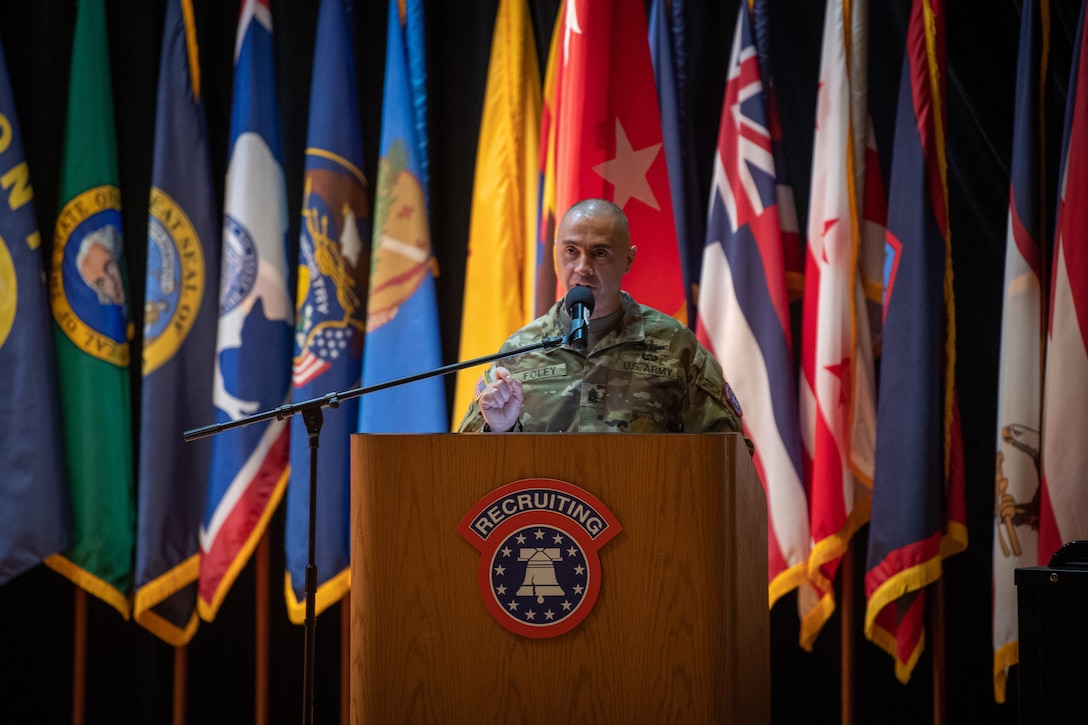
left=592, top=118, right=663, bottom=211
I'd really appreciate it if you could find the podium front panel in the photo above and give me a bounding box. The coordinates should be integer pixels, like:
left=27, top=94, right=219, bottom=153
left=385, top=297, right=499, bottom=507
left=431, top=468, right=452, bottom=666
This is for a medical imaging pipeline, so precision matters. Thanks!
left=349, top=432, right=768, bottom=724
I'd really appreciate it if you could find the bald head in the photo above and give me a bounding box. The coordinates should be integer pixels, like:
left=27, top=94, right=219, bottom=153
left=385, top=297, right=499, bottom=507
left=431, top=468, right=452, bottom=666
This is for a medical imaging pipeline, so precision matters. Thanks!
left=554, top=198, right=636, bottom=319
left=561, top=199, right=631, bottom=248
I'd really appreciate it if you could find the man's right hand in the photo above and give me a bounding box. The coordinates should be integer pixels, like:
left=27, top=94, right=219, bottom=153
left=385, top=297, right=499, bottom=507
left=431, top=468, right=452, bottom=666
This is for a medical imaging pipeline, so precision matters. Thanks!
left=477, top=366, right=523, bottom=432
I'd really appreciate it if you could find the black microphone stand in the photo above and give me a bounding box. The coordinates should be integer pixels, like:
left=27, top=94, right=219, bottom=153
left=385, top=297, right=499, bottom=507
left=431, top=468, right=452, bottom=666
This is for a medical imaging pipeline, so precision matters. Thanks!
left=183, top=331, right=569, bottom=725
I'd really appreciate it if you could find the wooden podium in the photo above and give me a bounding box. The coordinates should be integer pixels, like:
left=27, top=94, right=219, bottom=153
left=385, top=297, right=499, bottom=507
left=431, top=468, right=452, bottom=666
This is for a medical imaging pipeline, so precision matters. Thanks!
left=349, top=433, right=769, bottom=724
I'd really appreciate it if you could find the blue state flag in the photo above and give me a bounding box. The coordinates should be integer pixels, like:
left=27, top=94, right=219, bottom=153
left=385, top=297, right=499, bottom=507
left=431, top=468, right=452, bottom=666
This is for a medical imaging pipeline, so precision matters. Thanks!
left=285, top=0, right=370, bottom=624
left=864, top=0, right=966, bottom=684
left=199, top=0, right=292, bottom=621
left=0, top=35, right=70, bottom=586
left=134, top=0, right=221, bottom=645
left=358, top=0, right=445, bottom=433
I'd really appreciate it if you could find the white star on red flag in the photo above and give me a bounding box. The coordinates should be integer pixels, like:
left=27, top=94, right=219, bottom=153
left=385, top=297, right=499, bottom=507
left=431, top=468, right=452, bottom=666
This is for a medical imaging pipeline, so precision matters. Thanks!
left=592, top=118, right=662, bottom=211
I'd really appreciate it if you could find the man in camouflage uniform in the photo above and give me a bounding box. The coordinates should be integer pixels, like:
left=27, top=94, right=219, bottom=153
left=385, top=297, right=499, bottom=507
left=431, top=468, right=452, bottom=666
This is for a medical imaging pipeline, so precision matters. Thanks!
left=457, top=198, right=746, bottom=440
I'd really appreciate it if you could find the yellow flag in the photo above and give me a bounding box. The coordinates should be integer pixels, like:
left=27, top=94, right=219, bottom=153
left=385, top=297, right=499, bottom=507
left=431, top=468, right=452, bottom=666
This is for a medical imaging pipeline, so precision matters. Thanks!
left=451, top=0, right=541, bottom=427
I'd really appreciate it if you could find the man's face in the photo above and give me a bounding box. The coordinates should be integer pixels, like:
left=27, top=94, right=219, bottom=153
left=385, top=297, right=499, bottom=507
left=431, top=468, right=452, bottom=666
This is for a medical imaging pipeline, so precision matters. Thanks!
left=554, top=211, right=635, bottom=319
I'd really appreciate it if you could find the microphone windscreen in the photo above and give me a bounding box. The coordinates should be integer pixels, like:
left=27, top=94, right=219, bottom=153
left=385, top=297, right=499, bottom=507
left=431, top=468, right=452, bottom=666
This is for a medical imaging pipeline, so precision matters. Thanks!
left=565, top=286, right=595, bottom=316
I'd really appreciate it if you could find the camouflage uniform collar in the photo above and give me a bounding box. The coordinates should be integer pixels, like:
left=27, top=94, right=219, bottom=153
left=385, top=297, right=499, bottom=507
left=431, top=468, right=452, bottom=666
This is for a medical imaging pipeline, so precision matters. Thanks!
left=549, top=291, right=646, bottom=353
left=591, top=291, right=646, bottom=353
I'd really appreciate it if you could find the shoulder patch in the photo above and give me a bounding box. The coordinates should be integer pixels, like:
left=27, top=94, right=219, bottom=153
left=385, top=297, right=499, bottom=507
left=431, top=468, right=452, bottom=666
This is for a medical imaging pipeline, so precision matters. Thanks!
left=724, top=382, right=743, bottom=417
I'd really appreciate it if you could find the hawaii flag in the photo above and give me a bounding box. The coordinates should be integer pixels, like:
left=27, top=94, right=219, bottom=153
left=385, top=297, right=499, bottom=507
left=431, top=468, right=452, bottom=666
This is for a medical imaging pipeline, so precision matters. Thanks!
left=864, top=0, right=967, bottom=684
left=1039, top=0, right=1088, bottom=584
left=799, top=0, right=880, bottom=649
left=134, top=0, right=221, bottom=645
left=991, top=0, right=1046, bottom=703
left=695, top=1, right=808, bottom=612
left=358, top=0, right=445, bottom=433
left=285, top=0, right=370, bottom=624
left=199, top=0, right=292, bottom=621
left=546, top=0, right=684, bottom=319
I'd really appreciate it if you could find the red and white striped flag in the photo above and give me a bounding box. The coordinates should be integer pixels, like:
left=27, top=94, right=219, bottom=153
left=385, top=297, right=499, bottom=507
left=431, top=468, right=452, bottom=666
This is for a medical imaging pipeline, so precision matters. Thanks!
left=798, top=0, right=881, bottom=649
left=1039, top=0, right=1088, bottom=572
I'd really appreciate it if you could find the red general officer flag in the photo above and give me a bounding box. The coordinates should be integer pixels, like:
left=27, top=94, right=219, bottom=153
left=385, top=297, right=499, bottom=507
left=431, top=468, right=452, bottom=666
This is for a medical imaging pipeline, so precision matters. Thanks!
left=550, top=0, right=684, bottom=320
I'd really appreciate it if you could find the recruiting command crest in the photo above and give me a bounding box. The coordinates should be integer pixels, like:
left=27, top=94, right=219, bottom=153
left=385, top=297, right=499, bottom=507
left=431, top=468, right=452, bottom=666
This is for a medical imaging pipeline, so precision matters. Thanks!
left=458, top=478, right=622, bottom=638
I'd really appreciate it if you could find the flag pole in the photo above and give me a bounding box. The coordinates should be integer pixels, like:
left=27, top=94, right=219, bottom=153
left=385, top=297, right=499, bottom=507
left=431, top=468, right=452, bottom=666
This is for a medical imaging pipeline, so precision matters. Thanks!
left=840, top=545, right=855, bottom=725
left=930, top=577, right=948, bottom=724
left=256, top=534, right=270, bottom=725
left=341, top=593, right=350, bottom=725
left=172, top=646, right=187, bottom=725
left=72, top=586, right=86, bottom=725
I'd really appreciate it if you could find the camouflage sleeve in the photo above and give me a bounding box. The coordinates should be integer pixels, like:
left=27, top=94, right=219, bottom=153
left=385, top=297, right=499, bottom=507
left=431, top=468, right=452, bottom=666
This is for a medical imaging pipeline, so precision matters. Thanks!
left=684, top=344, right=753, bottom=453
left=456, top=400, right=486, bottom=432
left=455, top=366, right=490, bottom=432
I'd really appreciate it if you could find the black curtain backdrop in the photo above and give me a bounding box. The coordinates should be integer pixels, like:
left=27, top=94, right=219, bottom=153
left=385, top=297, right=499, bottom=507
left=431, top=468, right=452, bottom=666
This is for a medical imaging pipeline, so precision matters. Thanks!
left=0, top=0, right=1076, bottom=722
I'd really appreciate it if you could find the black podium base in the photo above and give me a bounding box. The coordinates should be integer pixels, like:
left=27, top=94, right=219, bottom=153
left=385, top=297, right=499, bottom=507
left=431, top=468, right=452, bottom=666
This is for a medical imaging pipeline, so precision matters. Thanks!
left=1016, top=555, right=1088, bottom=725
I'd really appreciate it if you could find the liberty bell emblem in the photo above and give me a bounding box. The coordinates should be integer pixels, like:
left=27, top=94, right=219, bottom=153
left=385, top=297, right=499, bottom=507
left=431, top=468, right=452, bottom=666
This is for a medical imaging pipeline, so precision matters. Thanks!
left=516, top=548, right=565, bottom=603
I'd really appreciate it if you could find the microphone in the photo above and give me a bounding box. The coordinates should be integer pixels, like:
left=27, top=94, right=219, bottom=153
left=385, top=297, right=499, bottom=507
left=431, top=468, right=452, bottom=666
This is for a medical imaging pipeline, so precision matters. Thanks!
left=564, top=286, right=595, bottom=353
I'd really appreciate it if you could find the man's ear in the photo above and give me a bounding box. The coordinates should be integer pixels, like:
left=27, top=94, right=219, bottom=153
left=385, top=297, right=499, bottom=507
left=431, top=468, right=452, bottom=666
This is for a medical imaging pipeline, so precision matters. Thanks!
left=624, top=245, right=637, bottom=273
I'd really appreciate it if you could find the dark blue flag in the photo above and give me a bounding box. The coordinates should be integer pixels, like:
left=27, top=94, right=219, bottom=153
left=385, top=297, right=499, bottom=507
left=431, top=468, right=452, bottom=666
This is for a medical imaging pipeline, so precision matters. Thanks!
left=133, top=0, right=221, bottom=645
left=649, top=0, right=703, bottom=325
left=285, top=0, right=370, bottom=624
left=0, top=34, right=70, bottom=586
left=864, top=0, right=966, bottom=684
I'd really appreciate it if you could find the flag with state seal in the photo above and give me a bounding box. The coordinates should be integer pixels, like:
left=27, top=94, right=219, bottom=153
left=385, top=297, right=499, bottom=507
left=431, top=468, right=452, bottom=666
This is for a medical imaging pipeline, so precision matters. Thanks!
left=0, top=32, right=69, bottom=586
left=285, top=0, right=370, bottom=624
left=199, top=0, right=293, bottom=622
left=358, top=0, right=446, bottom=434
left=44, top=0, right=135, bottom=618
left=134, top=0, right=220, bottom=646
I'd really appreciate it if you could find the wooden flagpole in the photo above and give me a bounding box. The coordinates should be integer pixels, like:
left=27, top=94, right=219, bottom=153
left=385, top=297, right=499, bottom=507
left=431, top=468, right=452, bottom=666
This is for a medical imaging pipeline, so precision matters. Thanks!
left=931, top=577, right=948, bottom=725
left=72, top=586, right=87, bottom=725
left=172, top=646, right=187, bottom=725
left=341, top=593, right=350, bottom=725
left=840, top=545, right=855, bottom=725
left=256, top=535, right=270, bottom=725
